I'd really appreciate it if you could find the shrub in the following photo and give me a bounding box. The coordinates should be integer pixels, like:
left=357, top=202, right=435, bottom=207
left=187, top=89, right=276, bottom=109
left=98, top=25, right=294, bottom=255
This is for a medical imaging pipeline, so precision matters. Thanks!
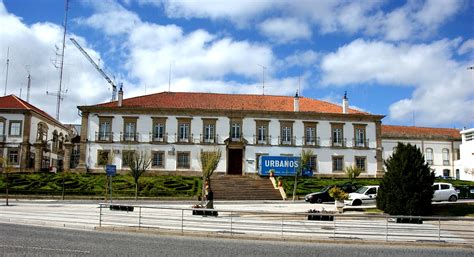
left=377, top=143, right=435, bottom=215
left=329, top=187, right=348, bottom=201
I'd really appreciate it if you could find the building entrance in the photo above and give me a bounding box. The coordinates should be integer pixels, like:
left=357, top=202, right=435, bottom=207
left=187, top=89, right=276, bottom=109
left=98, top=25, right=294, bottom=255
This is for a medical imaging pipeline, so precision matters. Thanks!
left=227, top=148, right=243, bottom=175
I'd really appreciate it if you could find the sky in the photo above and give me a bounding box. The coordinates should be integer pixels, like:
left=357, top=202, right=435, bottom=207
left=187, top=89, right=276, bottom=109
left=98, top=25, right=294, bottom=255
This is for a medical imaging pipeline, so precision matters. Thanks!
left=0, top=0, right=473, bottom=128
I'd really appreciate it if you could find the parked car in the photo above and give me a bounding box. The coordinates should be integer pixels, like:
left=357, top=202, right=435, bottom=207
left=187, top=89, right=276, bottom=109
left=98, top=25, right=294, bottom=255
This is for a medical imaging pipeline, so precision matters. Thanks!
left=344, top=185, right=379, bottom=206
left=432, top=183, right=458, bottom=202
left=305, top=183, right=358, bottom=204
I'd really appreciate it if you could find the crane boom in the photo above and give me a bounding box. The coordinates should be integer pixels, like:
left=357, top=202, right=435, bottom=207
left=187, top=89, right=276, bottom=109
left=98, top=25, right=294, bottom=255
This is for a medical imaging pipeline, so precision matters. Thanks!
left=70, top=38, right=117, bottom=101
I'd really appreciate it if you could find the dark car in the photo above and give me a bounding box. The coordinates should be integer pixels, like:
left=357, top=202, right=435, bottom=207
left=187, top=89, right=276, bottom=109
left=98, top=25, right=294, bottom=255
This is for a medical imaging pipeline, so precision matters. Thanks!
left=304, top=183, right=358, bottom=204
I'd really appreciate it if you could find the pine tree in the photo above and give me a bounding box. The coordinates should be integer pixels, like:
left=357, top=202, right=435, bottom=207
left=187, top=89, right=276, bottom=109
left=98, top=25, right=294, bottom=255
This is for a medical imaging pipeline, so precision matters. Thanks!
left=376, top=143, right=435, bottom=215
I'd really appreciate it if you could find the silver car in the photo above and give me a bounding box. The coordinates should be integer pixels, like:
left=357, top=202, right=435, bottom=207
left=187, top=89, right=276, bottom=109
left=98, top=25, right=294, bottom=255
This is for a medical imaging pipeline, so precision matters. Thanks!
left=432, top=183, right=458, bottom=202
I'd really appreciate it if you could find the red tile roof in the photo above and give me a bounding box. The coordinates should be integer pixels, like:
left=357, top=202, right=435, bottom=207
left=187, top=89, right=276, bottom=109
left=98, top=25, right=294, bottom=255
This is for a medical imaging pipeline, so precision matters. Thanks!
left=88, top=91, right=369, bottom=115
left=382, top=125, right=461, bottom=140
left=0, top=95, right=66, bottom=129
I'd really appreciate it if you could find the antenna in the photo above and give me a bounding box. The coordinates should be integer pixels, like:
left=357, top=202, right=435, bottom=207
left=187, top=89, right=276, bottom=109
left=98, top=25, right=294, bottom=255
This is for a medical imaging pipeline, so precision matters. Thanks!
left=258, top=64, right=266, bottom=95
left=298, top=76, right=301, bottom=96
left=4, top=47, right=9, bottom=96
left=27, top=73, right=31, bottom=103
left=47, top=0, right=69, bottom=120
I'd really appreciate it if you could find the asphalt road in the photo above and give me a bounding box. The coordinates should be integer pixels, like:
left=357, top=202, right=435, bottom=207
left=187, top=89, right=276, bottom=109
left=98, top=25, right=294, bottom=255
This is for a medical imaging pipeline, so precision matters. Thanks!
left=0, top=223, right=472, bottom=257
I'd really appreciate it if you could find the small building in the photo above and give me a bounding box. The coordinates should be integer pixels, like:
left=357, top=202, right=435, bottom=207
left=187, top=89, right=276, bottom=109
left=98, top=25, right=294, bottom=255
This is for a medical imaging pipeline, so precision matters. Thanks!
left=381, top=125, right=461, bottom=178
left=0, top=95, right=72, bottom=172
left=454, top=128, right=474, bottom=181
left=76, top=91, right=385, bottom=177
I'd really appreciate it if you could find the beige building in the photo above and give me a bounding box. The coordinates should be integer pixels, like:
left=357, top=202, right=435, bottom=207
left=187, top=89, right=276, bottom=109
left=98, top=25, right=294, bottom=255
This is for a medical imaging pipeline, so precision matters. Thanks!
left=0, top=95, right=72, bottom=172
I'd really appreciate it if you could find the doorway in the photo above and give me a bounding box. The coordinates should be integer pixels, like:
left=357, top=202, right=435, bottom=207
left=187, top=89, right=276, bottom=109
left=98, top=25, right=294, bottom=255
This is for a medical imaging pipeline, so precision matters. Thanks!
left=227, top=148, right=243, bottom=175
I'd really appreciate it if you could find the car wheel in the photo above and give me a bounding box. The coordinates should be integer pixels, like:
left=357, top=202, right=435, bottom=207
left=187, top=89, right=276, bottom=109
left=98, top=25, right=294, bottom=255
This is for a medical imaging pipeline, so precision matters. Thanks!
left=448, top=195, right=457, bottom=202
left=316, top=198, right=323, bottom=204
left=352, top=199, right=362, bottom=206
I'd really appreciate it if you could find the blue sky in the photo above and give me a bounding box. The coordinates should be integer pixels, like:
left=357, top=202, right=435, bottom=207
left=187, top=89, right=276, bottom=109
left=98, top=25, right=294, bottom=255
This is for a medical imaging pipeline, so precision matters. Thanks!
left=0, top=0, right=473, bottom=128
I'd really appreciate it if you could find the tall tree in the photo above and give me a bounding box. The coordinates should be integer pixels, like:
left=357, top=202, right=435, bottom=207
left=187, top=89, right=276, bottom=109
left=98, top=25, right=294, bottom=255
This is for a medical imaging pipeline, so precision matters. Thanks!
left=123, top=151, right=152, bottom=200
left=377, top=143, right=435, bottom=215
left=200, top=149, right=222, bottom=200
left=345, top=165, right=362, bottom=182
left=293, top=149, right=313, bottom=201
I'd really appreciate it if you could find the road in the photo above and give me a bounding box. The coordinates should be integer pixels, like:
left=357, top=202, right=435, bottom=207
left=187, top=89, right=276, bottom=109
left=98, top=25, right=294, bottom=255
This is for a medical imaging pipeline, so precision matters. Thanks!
left=0, top=223, right=472, bottom=257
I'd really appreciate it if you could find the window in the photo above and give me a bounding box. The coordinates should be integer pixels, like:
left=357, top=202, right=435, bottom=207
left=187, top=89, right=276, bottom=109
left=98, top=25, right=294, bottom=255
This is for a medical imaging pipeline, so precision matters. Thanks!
left=8, top=148, right=19, bottom=165
left=331, top=123, right=344, bottom=147
left=178, top=118, right=191, bottom=143
left=366, top=187, right=377, bottom=195
left=280, top=121, right=293, bottom=145
left=308, top=155, right=317, bottom=172
left=425, top=148, right=433, bottom=165
left=304, top=122, right=317, bottom=146
left=202, top=118, right=217, bottom=143
left=355, top=156, right=366, bottom=172
left=123, top=117, right=138, bottom=142
left=97, top=150, right=110, bottom=166
left=177, top=152, right=190, bottom=169
left=332, top=156, right=344, bottom=172
left=231, top=122, right=241, bottom=141
left=152, top=118, right=166, bottom=142
left=255, top=120, right=269, bottom=145
left=442, top=149, right=450, bottom=165
left=36, top=122, right=48, bottom=142
left=440, top=183, right=450, bottom=190
left=152, top=151, right=165, bottom=168
left=98, top=117, right=112, bottom=141
left=9, top=121, right=22, bottom=137
left=0, top=118, right=5, bottom=141
left=354, top=124, right=367, bottom=147
left=122, top=150, right=135, bottom=167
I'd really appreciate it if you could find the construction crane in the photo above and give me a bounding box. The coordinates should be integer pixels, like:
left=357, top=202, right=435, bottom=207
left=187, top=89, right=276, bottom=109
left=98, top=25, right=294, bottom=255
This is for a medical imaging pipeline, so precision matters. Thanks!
left=70, top=38, right=117, bottom=102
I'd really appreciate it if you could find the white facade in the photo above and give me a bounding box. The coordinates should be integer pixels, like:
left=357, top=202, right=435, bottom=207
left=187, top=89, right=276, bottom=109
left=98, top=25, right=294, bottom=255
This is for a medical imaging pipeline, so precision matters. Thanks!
left=81, top=111, right=382, bottom=177
left=454, top=128, right=474, bottom=181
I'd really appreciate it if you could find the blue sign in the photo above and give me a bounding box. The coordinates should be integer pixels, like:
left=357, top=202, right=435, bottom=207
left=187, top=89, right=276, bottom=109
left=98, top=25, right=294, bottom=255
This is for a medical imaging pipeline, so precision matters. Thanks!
left=105, top=165, right=116, bottom=176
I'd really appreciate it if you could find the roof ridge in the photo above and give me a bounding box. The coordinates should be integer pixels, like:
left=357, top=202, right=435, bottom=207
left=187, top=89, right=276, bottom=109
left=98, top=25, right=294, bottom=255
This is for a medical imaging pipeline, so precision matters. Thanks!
left=382, top=124, right=459, bottom=130
left=11, top=95, right=31, bottom=110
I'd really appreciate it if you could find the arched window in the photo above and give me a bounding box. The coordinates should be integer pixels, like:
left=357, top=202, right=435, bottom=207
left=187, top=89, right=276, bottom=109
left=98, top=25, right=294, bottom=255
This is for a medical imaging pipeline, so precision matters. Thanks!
left=442, top=149, right=450, bottom=165
left=425, top=148, right=433, bottom=165
left=36, top=122, right=48, bottom=142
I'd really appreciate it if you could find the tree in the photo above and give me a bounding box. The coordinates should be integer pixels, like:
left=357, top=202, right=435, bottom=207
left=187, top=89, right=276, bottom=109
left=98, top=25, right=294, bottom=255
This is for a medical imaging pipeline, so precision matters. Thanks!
left=123, top=151, right=152, bottom=200
left=0, top=156, right=12, bottom=206
left=376, top=143, right=435, bottom=216
left=293, top=149, right=313, bottom=201
left=345, top=165, right=362, bottom=182
left=200, top=149, right=222, bottom=201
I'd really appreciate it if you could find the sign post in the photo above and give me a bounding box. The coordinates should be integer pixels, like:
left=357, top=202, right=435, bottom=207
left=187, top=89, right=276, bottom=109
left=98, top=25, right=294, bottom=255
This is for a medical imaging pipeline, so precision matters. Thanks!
left=105, top=165, right=116, bottom=204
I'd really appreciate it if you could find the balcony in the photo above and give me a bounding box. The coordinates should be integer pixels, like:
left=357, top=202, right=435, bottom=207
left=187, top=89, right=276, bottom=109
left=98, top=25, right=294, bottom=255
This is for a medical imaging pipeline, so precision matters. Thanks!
left=200, top=134, right=218, bottom=144
left=303, top=136, right=320, bottom=147
left=121, top=132, right=139, bottom=143
left=95, top=132, right=114, bottom=142
left=353, top=138, right=370, bottom=148
left=253, top=135, right=271, bottom=145
left=176, top=133, right=193, bottom=144
left=149, top=132, right=168, bottom=144
left=279, top=136, right=296, bottom=146
left=230, top=134, right=244, bottom=143
left=331, top=137, right=347, bottom=148
left=443, top=160, right=450, bottom=166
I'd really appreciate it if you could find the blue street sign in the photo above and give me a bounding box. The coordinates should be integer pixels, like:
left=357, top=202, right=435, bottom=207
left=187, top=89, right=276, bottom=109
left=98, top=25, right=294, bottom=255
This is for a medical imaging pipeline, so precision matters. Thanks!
left=258, top=156, right=313, bottom=177
left=105, top=165, right=116, bottom=176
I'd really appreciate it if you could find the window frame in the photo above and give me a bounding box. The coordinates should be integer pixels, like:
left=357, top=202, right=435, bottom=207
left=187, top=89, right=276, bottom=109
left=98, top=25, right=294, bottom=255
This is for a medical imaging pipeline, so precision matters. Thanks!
left=425, top=148, right=434, bottom=165
left=8, top=120, right=22, bottom=137
left=122, top=150, right=135, bottom=168
left=123, top=117, right=138, bottom=142
left=355, top=156, right=367, bottom=172
left=152, top=117, right=167, bottom=143
left=279, top=120, right=294, bottom=145
left=152, top=151, right=165, bottom=168
left=255, top=120, right=269, bottom=145
left=331, top=123, right=344, bottom=147
left=98, top=116, right=113, bottom=142
left=7, top=148, right=19, bottom=165
left=442, top=148, right=450, bottom=165
left=97, top=150, right=111, bottom=166
left=202, top=118, right=217, bottom=143
left=332, top=155, right=344, bottom=172
left=177, top=118, right=192, bottom=143
left=176, top=151, right=191, bottom=169
left=353, top=124, right=367, bottom=148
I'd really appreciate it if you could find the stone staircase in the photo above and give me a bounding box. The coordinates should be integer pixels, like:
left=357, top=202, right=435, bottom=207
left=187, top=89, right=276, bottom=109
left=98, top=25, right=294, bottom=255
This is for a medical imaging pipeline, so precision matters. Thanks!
left=209, top=176, right=283, bottom=200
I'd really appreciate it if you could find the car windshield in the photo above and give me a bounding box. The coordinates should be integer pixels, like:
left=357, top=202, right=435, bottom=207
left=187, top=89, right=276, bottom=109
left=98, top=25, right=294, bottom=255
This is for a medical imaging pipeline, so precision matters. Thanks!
left=355, top=186, right=369, bottom=194
left=320, top=186, right=332, bottom=192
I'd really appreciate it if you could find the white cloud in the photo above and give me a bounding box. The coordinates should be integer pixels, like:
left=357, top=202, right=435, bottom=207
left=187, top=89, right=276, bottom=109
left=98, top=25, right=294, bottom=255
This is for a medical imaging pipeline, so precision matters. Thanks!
left=320, top=38, right=473, bottom=126
left=283, top=50, right=319, bottom=67
left=258, top=18, right=311, bottom=43
left=0, top=2, right=112, bottom=123
left=458, top=39, right=474, bottom=55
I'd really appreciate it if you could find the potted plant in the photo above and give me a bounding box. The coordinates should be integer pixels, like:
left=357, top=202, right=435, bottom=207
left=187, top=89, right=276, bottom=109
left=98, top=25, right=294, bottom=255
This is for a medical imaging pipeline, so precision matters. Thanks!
left=269, top=169, right=275, bottom=177
left=277, top=177, right=283, bottom=187
left=329, top=187, right=348, bottom=213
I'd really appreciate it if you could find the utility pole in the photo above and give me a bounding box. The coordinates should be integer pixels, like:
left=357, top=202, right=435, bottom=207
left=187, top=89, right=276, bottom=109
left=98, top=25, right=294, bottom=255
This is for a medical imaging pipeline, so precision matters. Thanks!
left=258, top=64, right=266, bottom=95
left=3, top=47, right=9, bottom=96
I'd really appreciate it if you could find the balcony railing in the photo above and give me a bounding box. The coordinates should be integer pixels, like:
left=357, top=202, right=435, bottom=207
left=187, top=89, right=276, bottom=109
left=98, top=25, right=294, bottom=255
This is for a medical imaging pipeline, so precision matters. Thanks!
left=95, top=132, right=114, bottom=142
left=331, top=137, right=347, bottom=147
left=121, top=132, right=139, bottom=142
left=200, top=134, right=218, bottom=144
left=278, top=136, right=296, bottom=146
left=353, top=138, right=369, bottom=148
left=229, top=134, right=244, bottom=143
left=303, top=136, right=320, bottom=147
left=149, top=132, right=168, bottom=143
left=175, top=133, right=193, bottom=144
left=253, top=135, right=271, bottom=145
left=443, top=160, right=450, bottom=166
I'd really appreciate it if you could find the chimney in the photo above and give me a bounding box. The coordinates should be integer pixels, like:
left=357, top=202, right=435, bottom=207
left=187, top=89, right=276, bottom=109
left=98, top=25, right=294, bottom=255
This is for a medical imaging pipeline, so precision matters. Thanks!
left=294, top=91, right=299, bottom=112
left=118, top=84, right=123, bottom=107
left=342, top=91, right=349, bottom=114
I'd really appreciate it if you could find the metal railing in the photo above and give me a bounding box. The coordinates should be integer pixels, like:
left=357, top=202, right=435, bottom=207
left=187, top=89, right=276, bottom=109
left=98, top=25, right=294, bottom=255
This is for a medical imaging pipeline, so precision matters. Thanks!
left=97, top=204, right=474, bottom=245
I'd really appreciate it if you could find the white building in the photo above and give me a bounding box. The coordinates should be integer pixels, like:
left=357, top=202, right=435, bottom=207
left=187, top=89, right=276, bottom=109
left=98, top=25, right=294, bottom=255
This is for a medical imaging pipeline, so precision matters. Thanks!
left=0, top=95, right=72, bottom=171
left=381, top=125, right=461, bottom=178
left=76, top=91, right=385, bottom=177
left=454, top=128, right=474, bottom=181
